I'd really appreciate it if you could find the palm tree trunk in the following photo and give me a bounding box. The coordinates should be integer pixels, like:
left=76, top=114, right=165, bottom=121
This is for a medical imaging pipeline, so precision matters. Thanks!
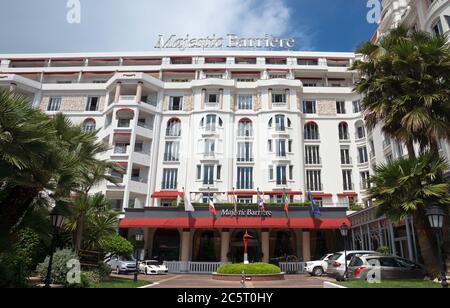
left=406, top=141, right=416, bottom=160
left=413, top=208, right=441, bottom=278
left=0, top=186, right=40, bottom=236
left=75, top=214, right=84, bottom=254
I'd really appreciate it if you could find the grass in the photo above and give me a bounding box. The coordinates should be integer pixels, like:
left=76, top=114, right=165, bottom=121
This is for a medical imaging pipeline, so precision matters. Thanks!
left=217, top=263, right=281, bottom=275
left=337, top=280, right=441, bottom=289
left=90, top=277, right=150, bottom=289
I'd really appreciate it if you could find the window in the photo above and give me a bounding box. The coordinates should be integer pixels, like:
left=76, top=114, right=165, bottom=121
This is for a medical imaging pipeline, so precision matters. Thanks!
left=361, top=171, right=370, bottom=189
left=353, top=100, right=362, bottom=113
left=47, top=96, right=62, bottom=111
left=237, top=142, right=253, bottom=162
left=342, top=170, right=353, bottom=191
left=275, top=115, right=286, bottom=131
left=237, top=78, right=255, bottom=82
left=118, top=118, right=131, bottom=128
left=237, top=167, right=253, bottom=189
left=131, top=169, right=141, bottom=182
left=396, top=142, right=404, bottom=157
left=272, top=94, right=286, bottom=104
left=268, top=140, right=273, bottom=152
left=288, top=140, right=293, bottom=153
left=289, top=165, right=294, bottom=180
left=446, top=15, right=450, bottom=28
left=134, top=142, right=143, bottom=153
left=196, top=165, right=202, bottom=180
left=306, top=170, right=322, bottom=191
left=114, top=143, right=129, bottom=154
left=338, top=122, right=349, bottom=140
left=432, top=19, right=443, bottom=36
left=204, top=139, right=216, bottom=156
left=269, top=165, right=274, bottom=180
left=82, top=119, right=96, bottom=133
left=238, top=120, right=252, bottom=137
left=276, top=166, right=287, bottom=185
left=276, top=139, right=287, bottom=157
left=171, top=57, right=192, bottom=64
left=340, top=148, right=351, bottom=165
left=207, top=94, right=219, bottom=104
left=303, top=100, right=316, bottom=114
left=304, top=122, right=320, bottom=140
left=269, top=73, right=287, bottom=79
left=206, top=114, right=217, bottom=131
left=298, top=58, right=318, bottom=66
left=86, top=96, right=100, bottom=111
left=169, top=96, right=183, bottom=111
left=266, top=58, right=286, bottom=65
left=162, top=169, right=178, bottom=189
left=238, top=95, right=253, bottom=110
left=356, top=123, right=366, bottom=139
left=164, top=141, right=180, bottom=162
left=217, top=165, right=222, bottom=180
left=166, top=118, right=181, bottom=136
left=358, top=146, right=369, bottom=163
left=203, top=165, right=214, bottom=185
left=336, top=101, right=346, bottom=114
left=305, top=146, right=321, bottom=165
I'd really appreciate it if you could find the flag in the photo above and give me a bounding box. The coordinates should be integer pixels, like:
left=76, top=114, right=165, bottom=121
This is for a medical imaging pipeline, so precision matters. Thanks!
left=282, top=191, right=289, bottom=215
left=232, top=191, right=238, bottom=214
left=208, top=195, right=217, bottom=217
left=176, top=194, right=182, bottom=207
left=308, top=191, right=321, bottom=217
left=257, top=190, right=265, bottom=213
left=183, top=191, right=195, bottom=212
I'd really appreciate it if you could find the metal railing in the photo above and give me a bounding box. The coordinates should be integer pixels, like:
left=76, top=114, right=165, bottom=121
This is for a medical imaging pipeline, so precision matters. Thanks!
left=279, top=262, right=306, bottom=274
left=164, top=261, right=229, bottom=274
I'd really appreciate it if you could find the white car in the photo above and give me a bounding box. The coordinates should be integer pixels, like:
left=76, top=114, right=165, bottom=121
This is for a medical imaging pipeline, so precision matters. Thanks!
left=305, top=254, right=334, bottom=276
left=139, top=260, right=169, bottom=275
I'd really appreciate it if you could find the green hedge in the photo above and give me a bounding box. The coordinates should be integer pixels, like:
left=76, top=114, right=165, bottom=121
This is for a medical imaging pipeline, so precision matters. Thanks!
left=173, top=202, right=312, bottom=207
left=217, top=263, right=281, bottom=275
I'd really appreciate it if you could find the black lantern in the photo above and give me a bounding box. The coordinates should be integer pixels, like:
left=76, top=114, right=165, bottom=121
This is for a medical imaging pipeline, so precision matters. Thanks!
left=44, top=208, right=65, bottom=288
left=50, top=209, right=65, bottom=229
left=340, top=223, right=349, bottom=237
left=426, top=205, right=448, bottom=289
left=134, top=229, right=144, bottom=283
left=340, top=223, right=349, bottom=281
left=135, top=229, right=144, bottom=242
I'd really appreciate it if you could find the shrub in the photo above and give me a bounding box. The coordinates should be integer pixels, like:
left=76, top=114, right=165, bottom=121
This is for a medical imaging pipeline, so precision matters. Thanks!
left=97, top=262, right=112, bottom=281
left=100, top=235, right=134, bottom=257
left=36, top=248, right=79, bottom=286
left=376, top=246, right=390, bottom=255
left=217, top=263, right=281, bottom=275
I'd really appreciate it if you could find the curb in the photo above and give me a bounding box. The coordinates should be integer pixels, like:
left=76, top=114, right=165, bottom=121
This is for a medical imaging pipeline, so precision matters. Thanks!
left=323, top=281, right=347, bottom=288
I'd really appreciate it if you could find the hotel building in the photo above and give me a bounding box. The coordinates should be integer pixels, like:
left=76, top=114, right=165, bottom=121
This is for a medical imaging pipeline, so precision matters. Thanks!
left=348, top=0, right=450, bottom=269
left=0, top=50, right=375, bottom=265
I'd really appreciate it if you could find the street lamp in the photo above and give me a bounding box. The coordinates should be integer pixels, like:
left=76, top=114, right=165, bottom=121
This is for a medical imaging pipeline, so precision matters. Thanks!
left=426, top=205, right=448, bottom=289
left=134, top=229, right=144, bottom=283
left=44, top=208, right=65, bottom=288
left=340, top=223, right=350, bottom=280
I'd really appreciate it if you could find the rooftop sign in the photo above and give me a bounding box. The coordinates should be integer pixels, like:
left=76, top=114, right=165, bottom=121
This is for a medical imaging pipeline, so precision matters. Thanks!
left=155, top=34, right=295, bottom=51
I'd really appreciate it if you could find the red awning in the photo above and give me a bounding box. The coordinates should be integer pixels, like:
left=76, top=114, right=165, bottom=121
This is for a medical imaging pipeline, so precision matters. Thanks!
left=151, top=191, right=182, bottom=199
left=337, top=193, right=358, bottom=198
left=311, top=193, right=333, bottom=198
left=264, top=191, right=302, bottom=196
left=119, top=217, right=351, bottom=230
left=227, top=191, right=257, bottom=196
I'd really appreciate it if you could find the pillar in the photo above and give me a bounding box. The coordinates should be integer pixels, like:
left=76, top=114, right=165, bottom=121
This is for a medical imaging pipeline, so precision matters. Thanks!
left=219, top=88, right=224, bottom=109
left=135, top=82, right=143, bottom=103
left=220, top=229, right=230, bottom=263
left=302, top=230, right=311, bottom=261
left=268, top=88, right=273, bottom=109
left=201, top=89, right=206, bottom=109
left=114, top=82, right=122, bottom=103
left=9, top=83, right=17, bottom=92
left=285, top=88, right=290, bottom=109
left=261, top=230, right=270, bottom=263
left=180, top=229, right=191, bottom=272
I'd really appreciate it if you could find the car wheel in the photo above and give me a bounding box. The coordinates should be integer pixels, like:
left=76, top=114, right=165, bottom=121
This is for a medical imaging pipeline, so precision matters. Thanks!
left=312, top=267, right=324, bottom=276
left=145, top=268, right=148, bottom=275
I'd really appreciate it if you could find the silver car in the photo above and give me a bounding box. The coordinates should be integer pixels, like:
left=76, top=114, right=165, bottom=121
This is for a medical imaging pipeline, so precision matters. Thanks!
left=347, top=255, right=428, bottom=281
left=326, top=250, right=380, bottom=281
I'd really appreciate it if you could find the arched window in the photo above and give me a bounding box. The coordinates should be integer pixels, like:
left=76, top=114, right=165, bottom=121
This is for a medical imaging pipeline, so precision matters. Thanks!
left=201, top=114, right=223, bottom=132
left=304, top=122, right=320, bottom=140
left=338, top=122, right=349, bottom=140
left=166, top=118, right=181, bottom=137
left=275, top=115, right=286, bottom=131
left=82, top=119, right=96, bottom=133
left=238, top=118, right=253, bottom=137
left=355, top=121, right=366, bottom=139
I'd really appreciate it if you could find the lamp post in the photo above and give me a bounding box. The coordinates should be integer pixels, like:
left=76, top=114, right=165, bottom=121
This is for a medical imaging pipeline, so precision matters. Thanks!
left=134, top=229, right=144, bottom=283
left=425, top=205, right=448, bottom=289
left=340, top=223, right=349, bottom=280
left=44, top=209, right=65, bottom=288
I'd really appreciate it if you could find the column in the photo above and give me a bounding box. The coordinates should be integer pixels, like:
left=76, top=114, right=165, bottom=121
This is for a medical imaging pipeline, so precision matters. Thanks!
left=219, top=88, right=224, bottom=109
left=268, top=88, right=273, bottom=109
left=220, top=229, right=230, bottom=263
left=285, top=88, right=291, bottom=109
left=261, top=230, right=270, bottom=263
left=388, top=222, right=397, bottom=255
left=180, top=229, right=191, bottom=272
left=135, top=82, right=143, bottom=103
left=201, top=89, right=206, bottom=110
left=302, top=230, right=311, bottom=262
left=9, top=83, right=17, bottom=92
left=114, top=82, right=122, bottom=103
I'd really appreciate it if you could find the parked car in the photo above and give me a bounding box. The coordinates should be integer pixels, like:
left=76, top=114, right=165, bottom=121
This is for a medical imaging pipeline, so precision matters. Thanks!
left=305, top=254, right=334, bottom=276
left=107, top=255, right=137, bottom=274
left=347, top=255, right=428, bottom=281
left=139, top=260, right=169, bottom=275
left=326, top=250, right=380, bottom=281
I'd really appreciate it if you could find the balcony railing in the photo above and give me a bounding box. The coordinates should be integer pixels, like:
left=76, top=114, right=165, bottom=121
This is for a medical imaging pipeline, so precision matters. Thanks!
left=166, top=129, right=181, bottom=137
left=114, top=146, right=129, bottom=154
left=305, top=157, right=322, bottom=165
left=164, top=153, right=180, bottom=162
left=236, top=157, right=254, bottom=162
left=307, top=183, right=323, bottom=192
left=236, top=182, right=254, bottom=190
left=161, top=182, right=177, bottom=190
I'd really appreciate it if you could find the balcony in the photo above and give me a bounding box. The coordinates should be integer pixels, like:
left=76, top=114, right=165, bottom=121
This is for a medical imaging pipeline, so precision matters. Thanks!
left=236, top=157, right=254, bottom=163
left=236, top=182, right=254, bottom=190
left=164, top=153, right=180, bottom=163
left=307, top=184, right=323, bottom=192
left=428, top=0, right=447, bottom=20
left=161, top=182, right=177, bottom=190
left=305, top=157, right=322, bottom=165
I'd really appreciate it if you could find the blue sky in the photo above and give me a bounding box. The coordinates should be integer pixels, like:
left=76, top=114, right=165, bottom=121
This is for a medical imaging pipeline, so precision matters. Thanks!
left=0, top=0, right=378, bottom=53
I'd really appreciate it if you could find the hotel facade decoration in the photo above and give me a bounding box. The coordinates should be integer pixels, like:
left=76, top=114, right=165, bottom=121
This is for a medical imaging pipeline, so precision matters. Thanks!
left=0, top=49, right=369, bottom=263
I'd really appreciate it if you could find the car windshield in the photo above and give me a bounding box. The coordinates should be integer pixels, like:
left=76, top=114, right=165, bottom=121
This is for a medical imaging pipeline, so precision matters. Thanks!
left=147, top=261, right=160, bottom=265
left=119, top=255, right=135, bottom=261
left=319, top=255, right=329, bottom=260
left=328, top=253, right=342, bottom=261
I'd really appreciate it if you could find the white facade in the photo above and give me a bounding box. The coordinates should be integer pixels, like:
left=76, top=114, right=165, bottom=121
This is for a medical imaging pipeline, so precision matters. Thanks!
left=0, top=51, right=373, bottom=211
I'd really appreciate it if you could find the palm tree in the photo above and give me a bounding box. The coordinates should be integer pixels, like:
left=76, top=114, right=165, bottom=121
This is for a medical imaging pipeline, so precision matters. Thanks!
left=368, top=153, right=450, bottom=277
left=352, top=27, right=450, bottom=157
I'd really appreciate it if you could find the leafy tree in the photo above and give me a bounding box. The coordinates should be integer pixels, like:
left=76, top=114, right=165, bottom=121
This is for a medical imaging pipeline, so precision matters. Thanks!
left=100, top=235, right=134, bottom=257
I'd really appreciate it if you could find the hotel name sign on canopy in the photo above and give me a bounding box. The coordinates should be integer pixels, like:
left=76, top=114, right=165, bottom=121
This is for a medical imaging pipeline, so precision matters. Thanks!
left=155, top=34, right=295, bottom=50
